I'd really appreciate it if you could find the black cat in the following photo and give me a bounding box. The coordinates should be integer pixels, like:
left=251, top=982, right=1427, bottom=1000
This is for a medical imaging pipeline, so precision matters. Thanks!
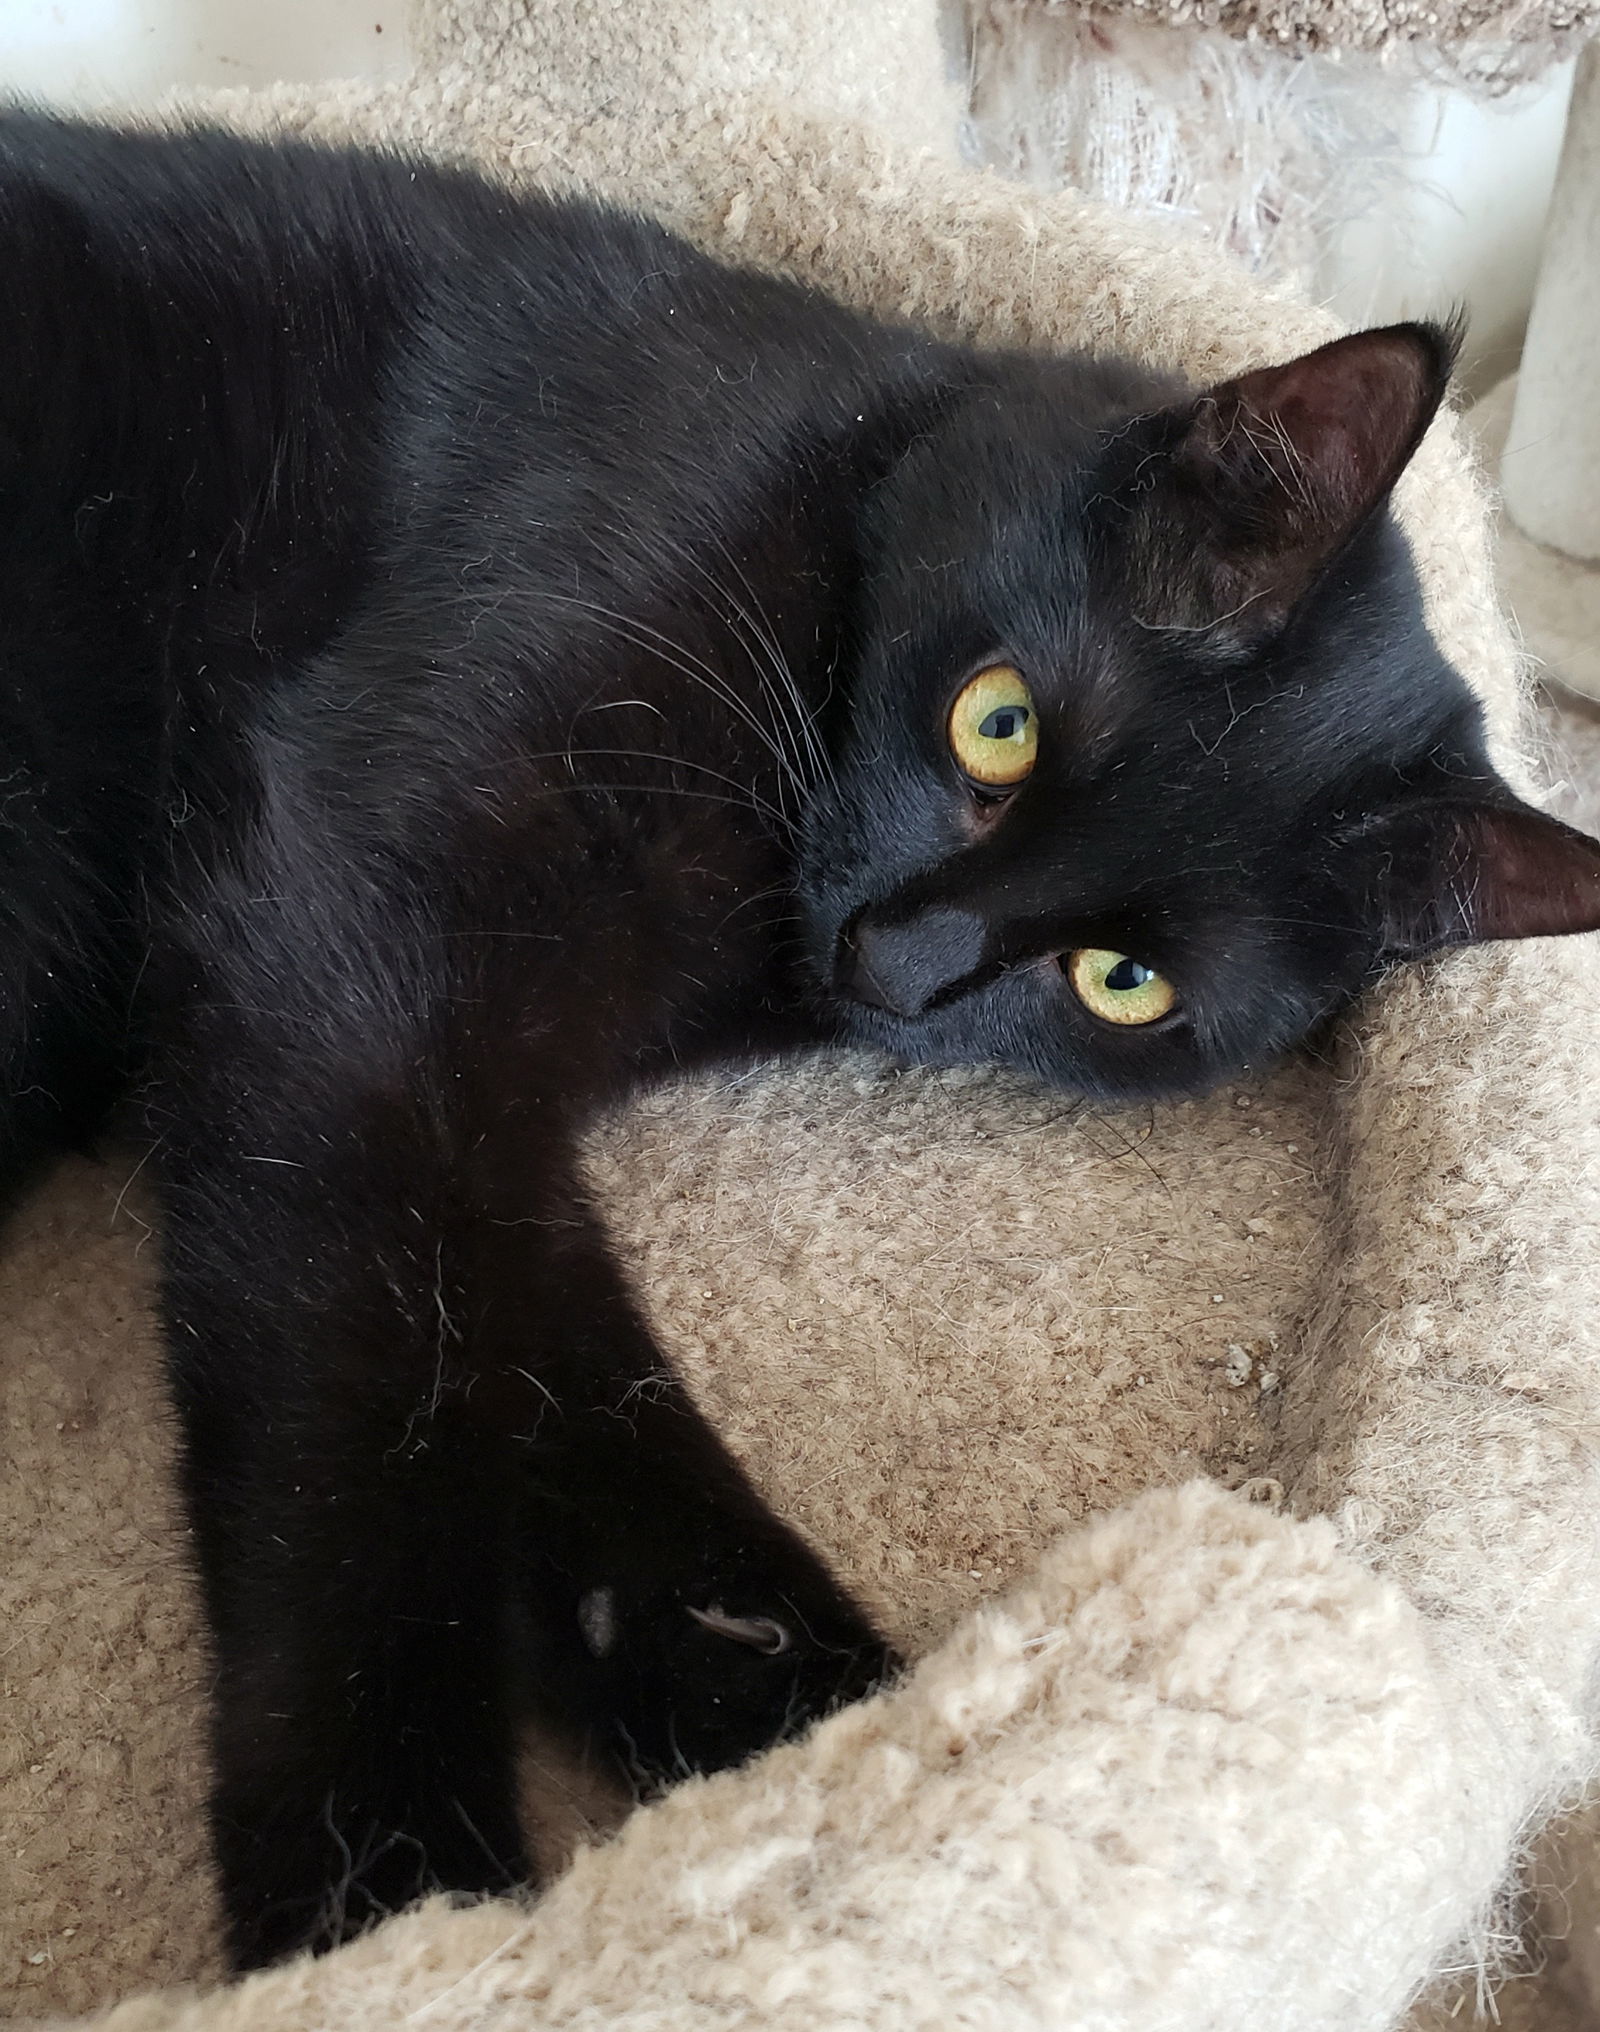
left=3, top=114, right=1596, bottom=1969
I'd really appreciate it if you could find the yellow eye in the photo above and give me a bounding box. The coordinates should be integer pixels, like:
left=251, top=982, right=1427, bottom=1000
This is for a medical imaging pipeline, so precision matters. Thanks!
left=948, top=665, right=1038, bottom=789
left=1067, top=949, right=1177, bottom=1026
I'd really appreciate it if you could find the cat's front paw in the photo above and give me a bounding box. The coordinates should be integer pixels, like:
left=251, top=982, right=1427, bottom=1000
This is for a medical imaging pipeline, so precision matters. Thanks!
left=531, top=1554, right=896, bottom=1782
left=210, top=1769, right=527, bottom=1971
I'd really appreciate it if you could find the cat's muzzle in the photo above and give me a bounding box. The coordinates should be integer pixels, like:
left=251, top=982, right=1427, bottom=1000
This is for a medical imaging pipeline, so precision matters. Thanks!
left=836, top=906, right=989, bottom=1019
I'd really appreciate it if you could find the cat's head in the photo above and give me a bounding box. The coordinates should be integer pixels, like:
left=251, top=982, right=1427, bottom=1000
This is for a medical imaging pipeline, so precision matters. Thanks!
left=799, top=323, right=1600, bottom=1099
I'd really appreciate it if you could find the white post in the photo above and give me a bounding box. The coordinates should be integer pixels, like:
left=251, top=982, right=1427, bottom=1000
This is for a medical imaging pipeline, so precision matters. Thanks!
left=1504, top=40, right=1600, bottom=557
left=1498, top=39, right=1600, bottom=700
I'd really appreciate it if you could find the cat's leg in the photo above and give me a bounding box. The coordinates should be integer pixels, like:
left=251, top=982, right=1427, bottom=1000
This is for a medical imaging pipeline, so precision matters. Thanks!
left=460, top=1171, right=895, bottom=1786
left=156, top=954, right=888, bottom=1967
left=158, top=1090, right=531, bottom=1968
left=0, top=828, right=136, bottom=1199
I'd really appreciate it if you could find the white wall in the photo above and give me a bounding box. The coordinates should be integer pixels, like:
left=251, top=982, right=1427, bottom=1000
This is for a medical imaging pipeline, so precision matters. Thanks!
left=0, top=1, right=1574, bottom=387
left=0, top=0, right=408, bottom=108
left=1321, top=62, right=1575, bottom=391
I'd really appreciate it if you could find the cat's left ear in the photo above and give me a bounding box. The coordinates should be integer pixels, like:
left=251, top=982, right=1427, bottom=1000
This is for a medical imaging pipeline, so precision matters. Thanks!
left=1367, top=796, right=1600, bottom=958
left=1149, top=321, right=1458, bottom=635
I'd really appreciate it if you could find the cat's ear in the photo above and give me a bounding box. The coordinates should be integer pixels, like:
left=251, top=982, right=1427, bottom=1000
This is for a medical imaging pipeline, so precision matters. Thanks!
left=1367, top=797, right=1600, bottom=958
left=1146, top=322, right=1458, bottom=635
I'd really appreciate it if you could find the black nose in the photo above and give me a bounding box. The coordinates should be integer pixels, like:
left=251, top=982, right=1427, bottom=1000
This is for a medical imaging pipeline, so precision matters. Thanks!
left=836, top=908, right=989, bottom=1018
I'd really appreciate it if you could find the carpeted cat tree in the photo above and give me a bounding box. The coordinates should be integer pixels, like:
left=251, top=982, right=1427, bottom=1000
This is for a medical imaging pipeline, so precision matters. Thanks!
left=8, top=3, right=1600, bottom=2028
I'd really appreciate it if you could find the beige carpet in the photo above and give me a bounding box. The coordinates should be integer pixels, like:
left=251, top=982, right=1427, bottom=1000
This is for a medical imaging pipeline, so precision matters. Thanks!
left=1402, top=407, right=1600, bottom=2032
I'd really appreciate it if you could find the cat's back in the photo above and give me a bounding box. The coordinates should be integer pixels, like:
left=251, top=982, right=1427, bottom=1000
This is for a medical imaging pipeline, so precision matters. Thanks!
left=0, top=113, right=521, bottom=309
left=0, top=111, right=889, bottom=425
left=0, top=118, right=924, bottom=918
left=0, top=114, right=903, bottom=624
left=0, top=121, right=848, bottom=738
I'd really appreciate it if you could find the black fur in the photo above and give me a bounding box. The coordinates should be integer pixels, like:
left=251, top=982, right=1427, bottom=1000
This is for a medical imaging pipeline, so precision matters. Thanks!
left=3, top=115, right=1596, bottom=1968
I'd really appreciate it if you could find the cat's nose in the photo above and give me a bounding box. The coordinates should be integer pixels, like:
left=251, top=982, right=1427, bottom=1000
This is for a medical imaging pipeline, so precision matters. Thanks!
left=837, top=908, right=989, bottom=1018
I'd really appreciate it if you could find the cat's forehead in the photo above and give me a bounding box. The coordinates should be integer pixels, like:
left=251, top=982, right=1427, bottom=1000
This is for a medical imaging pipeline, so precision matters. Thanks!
left=1039, top=563, right=1470, bottom=805
left=869, top=379, right=1151, bottom=669
left=863, top=353, right=1479, bottom=797
left=873, top=513, right=1471, bottom=811
left=888, top=361, right=1165, bottom=541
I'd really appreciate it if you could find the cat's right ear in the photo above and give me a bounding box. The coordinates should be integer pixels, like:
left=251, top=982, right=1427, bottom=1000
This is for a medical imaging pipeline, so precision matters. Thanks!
left=1364, top=795, right=1600, bottom=959
left=1137, top=322, right=1458, bottom=637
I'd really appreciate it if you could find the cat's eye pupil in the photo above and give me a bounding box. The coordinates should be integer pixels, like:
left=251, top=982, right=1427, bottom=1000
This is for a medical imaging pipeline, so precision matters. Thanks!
left=1104, top=958, right=1153, bottom=993
left=978, top=706, right=1029, bottom=741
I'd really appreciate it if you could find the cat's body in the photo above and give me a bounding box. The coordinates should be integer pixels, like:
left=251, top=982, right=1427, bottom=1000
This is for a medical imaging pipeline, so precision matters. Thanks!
left=4, top=115, right=1597, bottom=1969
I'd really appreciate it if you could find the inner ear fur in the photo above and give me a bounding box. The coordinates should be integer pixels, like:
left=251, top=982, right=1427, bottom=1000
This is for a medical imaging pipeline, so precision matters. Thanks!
left=1372, top=797, right=1600, bottom=958
left=1138, top=321, right=1459, bottom=636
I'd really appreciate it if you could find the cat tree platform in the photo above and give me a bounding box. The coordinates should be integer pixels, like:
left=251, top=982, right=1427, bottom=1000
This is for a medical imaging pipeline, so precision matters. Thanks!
left=7, top=2, right=1600, bottom=2029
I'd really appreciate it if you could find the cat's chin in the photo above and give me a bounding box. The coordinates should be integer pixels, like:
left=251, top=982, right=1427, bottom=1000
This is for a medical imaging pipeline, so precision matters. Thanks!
left=820, top=995, right=1057, bottom=1088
